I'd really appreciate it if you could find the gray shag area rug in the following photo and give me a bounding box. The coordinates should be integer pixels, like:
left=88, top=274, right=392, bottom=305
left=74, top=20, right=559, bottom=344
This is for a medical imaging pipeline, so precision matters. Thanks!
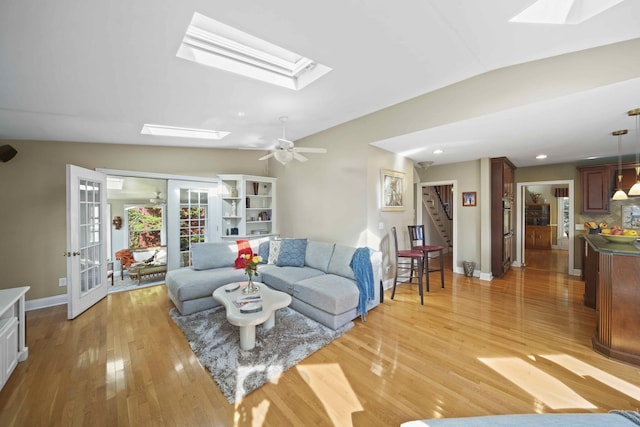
left=170, top=306, right=352, bottom=404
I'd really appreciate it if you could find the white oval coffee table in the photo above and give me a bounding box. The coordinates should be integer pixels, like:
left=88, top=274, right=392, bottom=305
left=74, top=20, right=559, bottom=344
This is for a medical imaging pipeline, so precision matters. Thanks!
left=212, top=282, right=292, bottom=350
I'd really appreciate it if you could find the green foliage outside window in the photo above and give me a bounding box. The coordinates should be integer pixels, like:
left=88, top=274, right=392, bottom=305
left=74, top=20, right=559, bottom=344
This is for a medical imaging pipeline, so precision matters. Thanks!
left=128, top=207, right=163, bottom=249
left=179, top=207, right=206, bottom=251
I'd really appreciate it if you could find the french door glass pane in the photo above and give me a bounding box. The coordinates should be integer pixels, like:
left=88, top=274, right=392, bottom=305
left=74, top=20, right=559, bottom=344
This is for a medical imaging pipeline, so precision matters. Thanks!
left=78, top=179, right=102, bottom=295
left=179, top=189, right=209, bottom=267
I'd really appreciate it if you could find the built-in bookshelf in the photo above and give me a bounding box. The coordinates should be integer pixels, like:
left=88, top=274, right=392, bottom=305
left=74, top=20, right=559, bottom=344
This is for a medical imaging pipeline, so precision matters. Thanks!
left=218, top=175, right=277, bottom=240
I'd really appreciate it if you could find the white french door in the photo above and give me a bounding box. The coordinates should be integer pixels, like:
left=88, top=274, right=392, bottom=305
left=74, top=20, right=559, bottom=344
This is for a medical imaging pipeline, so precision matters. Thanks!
left=166, top=180, right=219, bottom=271
left=66, top=165, right=108, bottom=319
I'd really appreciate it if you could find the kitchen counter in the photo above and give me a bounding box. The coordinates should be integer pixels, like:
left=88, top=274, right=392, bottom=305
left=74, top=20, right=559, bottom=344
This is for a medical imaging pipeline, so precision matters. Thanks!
left=582, top=234, right=640, bottom=367
left=582, top=233, right=640, bottom=256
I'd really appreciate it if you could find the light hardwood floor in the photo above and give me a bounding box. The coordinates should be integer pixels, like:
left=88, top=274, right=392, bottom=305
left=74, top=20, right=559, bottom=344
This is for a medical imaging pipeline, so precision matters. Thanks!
left=1, top=252, right=640, bottom=427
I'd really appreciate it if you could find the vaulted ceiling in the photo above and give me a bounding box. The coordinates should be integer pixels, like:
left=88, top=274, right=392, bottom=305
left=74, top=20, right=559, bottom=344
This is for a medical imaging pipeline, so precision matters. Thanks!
left=1, top=1, right=640, bottom=167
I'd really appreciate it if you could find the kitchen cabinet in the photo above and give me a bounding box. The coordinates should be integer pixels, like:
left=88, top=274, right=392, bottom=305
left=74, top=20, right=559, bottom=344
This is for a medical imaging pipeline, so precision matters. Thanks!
left=579, top=165, right=611, bottom=214
left=583, top=234, right=640, bottom=367
left=525, top=225, right=551, bottom=249
left=525, top=203, right=550, bottom=226
left=491, top=157, right=516, bottom=277
left=582, top=236, right=598, bottom=309
left=218, top=175, right=277, bottom=240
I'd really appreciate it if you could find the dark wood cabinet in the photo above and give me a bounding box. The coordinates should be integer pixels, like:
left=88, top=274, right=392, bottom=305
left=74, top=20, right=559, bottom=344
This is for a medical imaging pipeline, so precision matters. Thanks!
left=525, top=203, right=549, bottom=225
left=525, top=225, right=551, bottom=249
left=579, top=165, right=611, bottom=214
left=582, top=237, right=598, bottom=309
left=491, top=157, right=516, bottom=278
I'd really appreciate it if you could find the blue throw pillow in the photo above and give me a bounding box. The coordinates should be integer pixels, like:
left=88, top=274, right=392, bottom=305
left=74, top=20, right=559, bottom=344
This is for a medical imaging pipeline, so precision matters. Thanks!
left=258, top=241, right=269, bottom=264
left=276, top=238, right=307, bottom=267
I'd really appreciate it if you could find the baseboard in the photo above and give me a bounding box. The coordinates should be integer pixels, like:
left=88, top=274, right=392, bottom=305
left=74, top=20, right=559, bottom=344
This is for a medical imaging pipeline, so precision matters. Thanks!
left=25, top=294, right=67, bottom=312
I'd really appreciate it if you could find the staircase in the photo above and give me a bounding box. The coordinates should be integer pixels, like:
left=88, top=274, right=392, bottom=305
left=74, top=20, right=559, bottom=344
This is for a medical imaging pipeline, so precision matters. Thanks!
left=422, top=185, right=453, bottom=248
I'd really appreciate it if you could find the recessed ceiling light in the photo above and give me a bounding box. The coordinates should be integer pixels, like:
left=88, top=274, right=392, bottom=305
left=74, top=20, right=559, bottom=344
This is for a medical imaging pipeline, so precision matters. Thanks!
left=433, top=149, right=443, bottom=154
left=141, top=124, right=230, bottom=140
left=510, top=0, right=624, bottom=25
left=536, top=154, right=548, bottom=160
left=176, top=12, right=332, bottom=90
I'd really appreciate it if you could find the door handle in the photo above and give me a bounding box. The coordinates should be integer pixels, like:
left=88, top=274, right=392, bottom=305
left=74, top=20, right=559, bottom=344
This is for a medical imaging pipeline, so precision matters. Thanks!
left=72, top=251, right=80, bottom=256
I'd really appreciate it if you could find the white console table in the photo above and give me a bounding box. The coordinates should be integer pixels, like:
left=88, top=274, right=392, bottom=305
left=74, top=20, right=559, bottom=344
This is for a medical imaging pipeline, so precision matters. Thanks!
left=0, top=286, right=29, bottom=391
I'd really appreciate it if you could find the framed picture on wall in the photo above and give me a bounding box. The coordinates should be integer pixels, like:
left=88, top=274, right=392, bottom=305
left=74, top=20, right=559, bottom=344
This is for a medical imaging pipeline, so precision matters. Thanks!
left=381, top=169, right=404, bottom=211
left=462, top=191, right=477, bottom=207
left=622, top=205, right=640, bottom=229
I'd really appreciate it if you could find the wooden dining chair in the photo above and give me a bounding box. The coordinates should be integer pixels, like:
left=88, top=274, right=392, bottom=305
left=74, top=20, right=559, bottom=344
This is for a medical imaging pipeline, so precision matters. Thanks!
left=408, top=225, right=445, bottom=292
left=391, top=226, right=425, bottom=305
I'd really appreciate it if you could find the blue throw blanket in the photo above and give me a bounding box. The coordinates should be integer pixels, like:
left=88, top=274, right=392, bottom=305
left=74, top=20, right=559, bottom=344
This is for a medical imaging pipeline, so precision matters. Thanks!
left=350, top=247, right=375, bottom=320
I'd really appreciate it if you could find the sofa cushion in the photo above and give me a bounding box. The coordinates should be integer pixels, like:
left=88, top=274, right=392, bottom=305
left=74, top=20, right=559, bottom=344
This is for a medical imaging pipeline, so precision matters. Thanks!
left=191, top=242, right=237, bottom=270
left=326, top=244, right=356, bottom=280
left=276, top=238, right=307, bottom=267
left=154, top=247, right=167, bottom=264
left=305, top=241, right=335, bottom=273
left=132, top=249, right=155, bottom=263
left=294, top=274, right=359, bottom=315
left=259, top=266, right=324, bottom=294
left=165, top=266, right=246, bottom=301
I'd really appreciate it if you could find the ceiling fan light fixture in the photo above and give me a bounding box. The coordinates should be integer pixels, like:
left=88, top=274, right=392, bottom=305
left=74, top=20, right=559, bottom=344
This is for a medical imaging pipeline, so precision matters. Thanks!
left=274, top=150, right=293, bottom=165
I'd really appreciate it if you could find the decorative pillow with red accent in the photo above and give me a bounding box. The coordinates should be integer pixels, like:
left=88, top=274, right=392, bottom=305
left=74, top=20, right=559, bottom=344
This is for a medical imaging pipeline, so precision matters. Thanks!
left=235, top=239, right=253, bottom=269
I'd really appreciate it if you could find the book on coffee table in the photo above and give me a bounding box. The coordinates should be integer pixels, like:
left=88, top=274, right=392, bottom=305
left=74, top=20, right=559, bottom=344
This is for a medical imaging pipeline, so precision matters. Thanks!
left=233, top=295, right=263, bottom=308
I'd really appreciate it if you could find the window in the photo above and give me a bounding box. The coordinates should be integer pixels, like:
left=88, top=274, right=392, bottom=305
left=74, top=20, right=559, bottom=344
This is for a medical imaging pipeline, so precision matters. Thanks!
left=126, top=206, right=165, bottom=249
left=179, top=189, right=209, bottom=267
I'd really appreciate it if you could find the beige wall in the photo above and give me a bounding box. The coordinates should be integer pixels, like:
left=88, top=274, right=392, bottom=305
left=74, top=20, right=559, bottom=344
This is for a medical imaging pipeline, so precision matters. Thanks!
left=418, top=160, right=485, bottom=274
left=0, top=140, right=266, bottom=300
left=273, top=125, right=414, bottom=286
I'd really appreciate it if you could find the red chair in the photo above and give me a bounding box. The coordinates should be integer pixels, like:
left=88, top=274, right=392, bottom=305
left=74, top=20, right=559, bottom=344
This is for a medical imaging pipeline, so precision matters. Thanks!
left=391, top=226, right=425, bottom=304
left=408, top=225, right=445, bottom=292
left=115, top=249, right=134, bottom=279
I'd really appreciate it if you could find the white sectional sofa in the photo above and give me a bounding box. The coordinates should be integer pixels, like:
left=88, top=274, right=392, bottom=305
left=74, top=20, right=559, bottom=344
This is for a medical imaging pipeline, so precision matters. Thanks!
left=165, top=238, right=381, bottom=330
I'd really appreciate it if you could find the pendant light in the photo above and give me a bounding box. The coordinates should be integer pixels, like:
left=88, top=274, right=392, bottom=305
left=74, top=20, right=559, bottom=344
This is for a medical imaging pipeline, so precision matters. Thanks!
left=628, top=108, right=640, bottom=196
left=611, top=129, right=628, bottom=200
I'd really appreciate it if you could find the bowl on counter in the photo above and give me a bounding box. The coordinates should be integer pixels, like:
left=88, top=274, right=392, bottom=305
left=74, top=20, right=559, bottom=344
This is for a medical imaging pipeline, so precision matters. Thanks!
left=598, top=233, right=639, bottom=244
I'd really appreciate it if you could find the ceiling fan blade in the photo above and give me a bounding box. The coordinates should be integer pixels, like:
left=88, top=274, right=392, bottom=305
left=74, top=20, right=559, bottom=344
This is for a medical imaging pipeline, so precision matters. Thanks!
left=293, top=147, right=327, bottom=154
left=258, top=152, right=275, bottom=161
left=293, top=152, right=308, bottom=162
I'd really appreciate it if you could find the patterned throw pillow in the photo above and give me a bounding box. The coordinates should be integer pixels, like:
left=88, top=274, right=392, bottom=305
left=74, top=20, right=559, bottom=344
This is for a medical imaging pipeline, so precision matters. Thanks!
left=276, top=238, right=307, bottom=267
left=267, top=240, right=281, bottom=264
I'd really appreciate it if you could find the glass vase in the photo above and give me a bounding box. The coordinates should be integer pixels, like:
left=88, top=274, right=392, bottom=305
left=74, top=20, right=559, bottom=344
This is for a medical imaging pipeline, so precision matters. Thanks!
left=243, top=275, right=259, bottom=294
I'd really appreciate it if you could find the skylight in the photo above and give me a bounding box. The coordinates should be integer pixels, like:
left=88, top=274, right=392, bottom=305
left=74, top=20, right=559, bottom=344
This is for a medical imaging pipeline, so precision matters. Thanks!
left=176, top=12, right=331, bottom=90
left=106, top=177, right=124, bottom=190
left=141, top=124, right=230, bottom=140
left=510, top=0, right=624, bottom=24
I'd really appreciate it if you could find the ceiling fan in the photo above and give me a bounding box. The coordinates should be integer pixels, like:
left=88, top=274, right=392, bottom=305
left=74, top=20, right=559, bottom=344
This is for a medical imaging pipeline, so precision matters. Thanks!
left=258, top=116, right=327, bottom=165
left=149, top=192, right=165, bottom=205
